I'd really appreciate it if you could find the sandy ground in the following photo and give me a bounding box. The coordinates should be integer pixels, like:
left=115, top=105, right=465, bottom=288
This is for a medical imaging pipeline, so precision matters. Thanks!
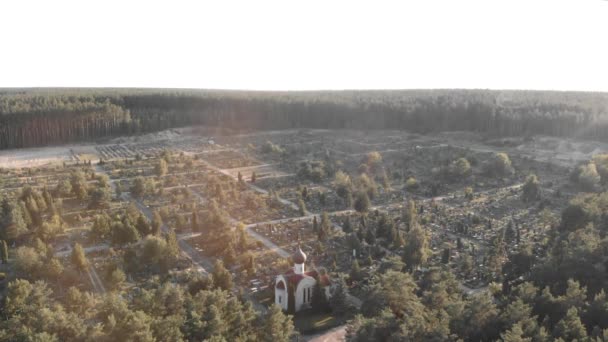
left=304, top=325, right=347, bottom=342
left=107, top=128, right=182, bottom=145
left=1, top=127, right=607, bottom=169
left=0, top=128, right=186, bottom=169
left=0, top=145, right=97, bottom=169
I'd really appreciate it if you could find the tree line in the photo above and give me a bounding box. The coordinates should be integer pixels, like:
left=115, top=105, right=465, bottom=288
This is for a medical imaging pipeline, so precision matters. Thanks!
left=1, top=88, right=608, bottom=149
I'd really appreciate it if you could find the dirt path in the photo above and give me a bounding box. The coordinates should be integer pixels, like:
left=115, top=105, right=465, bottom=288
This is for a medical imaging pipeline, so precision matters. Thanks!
left=303, top=325, right=347, bottom=342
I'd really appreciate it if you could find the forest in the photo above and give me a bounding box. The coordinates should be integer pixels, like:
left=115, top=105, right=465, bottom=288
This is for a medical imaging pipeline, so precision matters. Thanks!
left=1, top=88, right=608, bottom=149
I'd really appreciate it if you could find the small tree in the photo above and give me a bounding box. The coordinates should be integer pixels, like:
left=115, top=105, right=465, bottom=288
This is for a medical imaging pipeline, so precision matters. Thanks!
left=111, top=221, right=141, bottom=246
left=330, top=276, right=352, bottom=315
left=260, top=304, right=295, bottom=342
left=165, top=230, right=180, bottom=264
left=402, top=225, right=429, bottom=271
left=156, top=158, right=168, bottom=177
left=115, top=182, right=123, bottom=198
left=405, top=177, right=419, bottom=191
left=365, top=227, right=376, bottom=245
left=136, top=214, right=151, bottom=237
left=402, top=200, right=418, bottom=231
left=45, top=258, right=64, bottom=280
left=130, top=176, right=147, bottom=198
left=575, top=162, right=600, bottom=191
left=334, top=171, right=352, bottom=200
left=354, top=191, right=370, bottom=214
left=342, top=216, right=352, bottom=233
left=522, top=174, right=541, bottom=202
left=55, top=179, right=72, bottom=197
left=91, top=214, right=111, bottom=242
left=345, top=191, right=353, bottom=208
left=449, top=157, right=472, bottom=179
left=191, top=210, right=199, bottom=231
left=212, top=259, right=233, bottom=291
left=441, top=247, right=450, bottom=264
left=553, top=307, right=587, bottom=341
left=89, top=187, right=112, bottom=209
left=310, top=281, right=330, bottom=313
left=464, top=187, right=474, bottom=200
left=380, top=170, right=391, bottom=190
left=151, top=210, right=163, bottom=236
left=70, top=243, right=89, bottom=273
left=350, top=259, right=362, bottom=282
left=298, top=199, right=306, bottom=216
left=108, top=268, right=126, bottom=291
left=488, top=152, right=514, bottom=177
left=0, top=240, right=8, bottom=264
left=70, top=170, right=89, bottom=201
left=321, top=212, right=331, bottom=237
left=364, top=151, right=383, bottom=171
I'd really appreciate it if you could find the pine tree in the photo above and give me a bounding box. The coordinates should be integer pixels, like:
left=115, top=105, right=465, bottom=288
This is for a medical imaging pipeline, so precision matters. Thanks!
left=402, top=199, right=417, bottom=231
left=2, top=202, right=27, bottom=241
left=350, top=259, right=362, bottom=281
left=70, top=170, right=89, bottom=201
left=260, top=304, right=294, bottom=342
left=136, top=214, right=151, bottom=237
left=342, top=216, right=352, bottom=233
left=165, top=230, right=180, bottom=260
left=402, top=225, right=429, bottom=271
left=108, top=268, right=126, bottom=291
left=330, top=276, right=352, bottom=315
left=392, top=229, right=405, bottom=249
left=311, top=281, right=330, bottom=313
left=345, top=191, right=353, bottom=208
left=151, top=210, right=163, bottom=235
left=554, top=307, right=587, bottom=341
left=365, top=227, right=376, bottom=245
left=156, top=158, right=168, bottom=177
left=0, top=240, right=8, bottom=263
left=441, top=247, right=451, bottom=264
left=191, top=210, right=199, bottom=231
left=321, top=212, right=331, bottom=236
left=298, top=199, right=306, bottom=216
left=91, top=214, right=111, bottom=242
left=224, top=243, right=237, bottom=267
left=354, top=191, right=370, bottom=214
left=212, top=259, right=233, bottom=291
left=70, top=243, right=89, bottom=273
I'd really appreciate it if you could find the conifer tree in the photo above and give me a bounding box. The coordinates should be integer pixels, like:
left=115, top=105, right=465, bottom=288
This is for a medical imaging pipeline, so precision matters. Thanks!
left=260, top=304, right=294, bottom=342
left=70, top=243, right=89, bottom=273
left=0, top=240, right=8, bottom=264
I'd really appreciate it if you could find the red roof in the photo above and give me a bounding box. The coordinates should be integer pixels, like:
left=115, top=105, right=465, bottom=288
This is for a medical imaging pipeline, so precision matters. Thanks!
left=280, top=269, right=330, bottom=287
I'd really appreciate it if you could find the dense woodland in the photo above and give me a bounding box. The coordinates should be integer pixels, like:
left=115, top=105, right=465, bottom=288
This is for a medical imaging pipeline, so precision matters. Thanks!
left=1, top=88, right=608, bottom=149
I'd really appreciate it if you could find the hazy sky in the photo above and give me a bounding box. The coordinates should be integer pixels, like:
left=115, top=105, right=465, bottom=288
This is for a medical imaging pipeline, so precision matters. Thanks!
left=1, top=0, right=607, bottom=91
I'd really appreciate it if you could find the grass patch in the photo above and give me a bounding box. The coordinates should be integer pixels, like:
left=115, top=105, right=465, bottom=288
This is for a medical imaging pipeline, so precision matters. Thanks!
left=293, top=311, right=341, bottom=334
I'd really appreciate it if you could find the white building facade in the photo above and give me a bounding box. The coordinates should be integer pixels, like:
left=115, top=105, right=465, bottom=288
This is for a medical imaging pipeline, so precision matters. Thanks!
left=274, top=246, right=330, bottom=312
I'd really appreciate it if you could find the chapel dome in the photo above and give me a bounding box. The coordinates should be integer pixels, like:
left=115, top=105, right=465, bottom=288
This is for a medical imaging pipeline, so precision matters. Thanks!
left=293, top=246, right=306, bottom=264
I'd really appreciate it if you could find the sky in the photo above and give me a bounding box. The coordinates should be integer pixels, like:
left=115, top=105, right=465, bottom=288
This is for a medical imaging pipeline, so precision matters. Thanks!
left=0, top=0, right=607, bottom=91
